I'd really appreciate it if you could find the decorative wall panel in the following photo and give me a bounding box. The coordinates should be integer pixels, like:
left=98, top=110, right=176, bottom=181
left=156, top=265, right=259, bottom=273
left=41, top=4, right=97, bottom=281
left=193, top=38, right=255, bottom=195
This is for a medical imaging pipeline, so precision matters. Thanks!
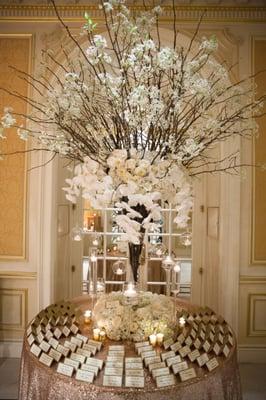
left=248, top=293, right=266, bottom=336
left=0, top=288, right=28, bottom=331
left=0, top=35, right=32, bottom=259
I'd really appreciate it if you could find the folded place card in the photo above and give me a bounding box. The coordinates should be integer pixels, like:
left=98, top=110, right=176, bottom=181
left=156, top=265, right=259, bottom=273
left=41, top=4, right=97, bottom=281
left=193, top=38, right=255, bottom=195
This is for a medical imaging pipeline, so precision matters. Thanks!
left=135, top=341, right=149, bottom=349
left=107, top=355, right=124, bottom=362
left=125, top=362, right=143, bottom=369
left=57, top=362, right=74, bottom=377
left=77, top=348, right=91, bottom=358
left=71, top=353, right=86, bottom=364
left=126, top=369, right=144, bottom=377
left=172, top=361, right=188, bottom=374
left=148, top=361, right=166, bottom=372
left=125, top=376, right=145, bottom=388
left=76, top=334, right=88, bottom=344
left=109, top=345, right=125, bottom=352
left=194, top=338, right=202, bottom=349
left=75, top=369, right=94, bottom=383
left=125, top=357, right=142, bottom=364
left=206, top=357, right=219, bottom=371
left=39, top=340, right=51, bottom=353
left=156, top=374, right=176, bottom=388
left=163, top=338, right=174, bottom=350
left=45, top=330, right=53, bottom=341
left=88, top=340, right=102, bottom=351
left=152, top=367, right=170, bottom=379
left=62, top=326, right=71, bottom=337
left=86, top=358, right=104, bottom=370
left=57, top=344, right=70, bottom=357
left=141, top=350, right=157, bottom=360
left=188, top=349, right=200, bottom=363
left=144, top=356, right=161, bottom=367
left=48, top=337, right=59, bottom=350
left=177, top=334, right=185, bottom=344
left=179, top=345, right=191, bottom=358
left=104, top=367, right=123, bottom=376
left=81, top=364, right=99, bottom=376
left=27, top=334, right=35, bottom=346
left=213, top=343, right=221, bottom=356
left=209, top=332, right=215, bottom=342
left=196, top=353, right=209, bottom=367
left=71, top=337, right=83, bottom=348
left=30, top=343, right=41, bottom=358
left=185, top=336, right=193, bottom=347
left=108, top=350, right=124, bottom=357
left=83, top=344, right=97, bottom=355
left=39, top=352, right=53, bottom=367
left=49, top=348, right=62, bottom=362
left=223, top=345, right=230, bottom=358
left=228, top=335, right=234, bottom=346
left=37, top=332, right=44, bottom=344
left=26, top=325, right=33, bottom=337
left=203, top=341, right=211, bottom=353
left=54, top=328, right=62, bottom=340
left=70, top=324, right=79, bottom=335
left=137, top=345, right=153, bottom=355
left=64, top=358, right=80, bottom=371
left=103, top=375, right=122, bottom=387
left=105, top=361, right=124, bottom=369
left=64, top=341, right=77, bottom=353
left=179, top=367, right=196, bottom=382
left=166, top=355, right=182, bottom=367
left=161, top=351, right=175, bottom=362
left=170, top=342, right=182, bottom=352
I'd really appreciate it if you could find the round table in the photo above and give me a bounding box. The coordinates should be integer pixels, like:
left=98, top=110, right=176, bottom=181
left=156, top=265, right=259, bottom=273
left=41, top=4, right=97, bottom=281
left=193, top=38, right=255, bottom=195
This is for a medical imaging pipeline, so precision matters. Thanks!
left=18, top=295, right=242, bottom=400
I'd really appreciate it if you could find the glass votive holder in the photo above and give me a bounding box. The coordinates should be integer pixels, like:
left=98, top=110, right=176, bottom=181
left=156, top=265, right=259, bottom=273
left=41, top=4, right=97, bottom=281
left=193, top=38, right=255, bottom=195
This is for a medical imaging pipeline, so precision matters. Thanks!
left=93, top=328, right=101, bottom=341
left=123, top=281, right=137, bottom=298
left=84, top=310, right=92, bottom=324
left=156, top=333, right=164, bottom=346
left=149, top=333, right=157, bottom=347
left=99, top=329, right=107, bottom=342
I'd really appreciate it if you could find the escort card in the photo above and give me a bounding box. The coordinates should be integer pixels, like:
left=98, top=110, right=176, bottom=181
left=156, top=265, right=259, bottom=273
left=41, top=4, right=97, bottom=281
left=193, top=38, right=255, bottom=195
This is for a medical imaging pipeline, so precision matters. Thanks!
left=62, top=326, right=71, bottom=337
left=199, top=330, right=206, bottom=340
left=125, top=362, right=143, bottom=369
left=83, top=344, right=97, bottom=355
left=190, top=329, right=197, bottom=339
left=161, top=351, right=175, bottom=362
left=49, top=348, right=62, bottom=362
left=179, top=345, right=191, bottom=358
left=53, top=328, right=62, bottom=340
left=177, top=334, right=185, bottom=344
left=185, top=336, right=193, bottom=346
left=64, top=341, right=77, bottom=353
left=76, top=369, right=94, bottom=383
left=203, top=341, right=211, bottom=353
left=209, top=332, right=215, bottom=342
left=179, top=367, right=196, bottom=382
left=135, top=341, right=149, bottom=349
left=141, top=350, right=156, bottom=360
left=104, top=367, right=123, bottom=376
left=70, top=324, right=79, bottom=335
left=45, top=330, right=53, bottom=341
left=166, top=355, right=182, bottom=367
left=170, top=342, right=182, bottom=352
left=36, top=325, right=42, bottom=335
left=44, top=323, right=52, bottom=332
left=71, top=353, right=86, bottom=364
left=105, top=361, right=124, bottom=369
left=126, top=369, right=144, bottom=377
left=57, top=362, right=74, bottom=377
left=76, top=348, right=91, bottom=358
left=163, top=338, right=174, bottom=350
left=206, top=357, right=219, bottom=372
left=188, top=349, right=200, bottom=363
left=144, top=356, right=161, bottom=367
left=26, top=325, right=33, bottom=337
left=213, top=343, right=221, bottom=356
left=64, top=358, right=79, bottom=371
left=228, top=335, right=234, bottom=346
left=148, top=361, right=166, bottom=372
left=218, top=333, right=224, bottom=344
left=30, top=343, right=41, bottom=358
left=48, top=337, right=59, bottom=350
left=196, top=353, right=209, bottom=367
left=81, top=363, right=99, bottom=376
left=39, top=340, right=51, bottom=353
left=137, top=345, right=153, bottom=355
left=125, top=357, right=142, bottom=364
left=39, top=352, right=53, bottom=367
left=70, top=337, right=83, bottom=348
left=107, top=355, right=124, bottom=362
left=156, top=374, right=176, bottom=388
left=125, top=376, right=145, bottom=388
left=109, top=345, right=125, bottom=352
left=172, top=361, right=188, bottom=374
left=57, top=344, right=70, bottom=357
left=103, top=375, right=122, bottom=387
left=76, top=333, right=88, bottom=344
left=27, top=334, right=35, bottom=346
left=194, top=338, right=202, bottom=349
left=37, top=332, right=44, bottom=344
left=86, top=357, right=104, bottom=370
left=223, top=345, right=230, bottom=358
left=152, top=367, right=170, bottom=379
left=88, top=340, right=102, bottom=351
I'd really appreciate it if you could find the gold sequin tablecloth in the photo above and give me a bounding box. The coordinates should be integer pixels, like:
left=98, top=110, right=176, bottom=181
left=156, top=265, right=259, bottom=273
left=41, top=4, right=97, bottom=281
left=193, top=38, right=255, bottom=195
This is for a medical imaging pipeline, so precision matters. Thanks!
left=18, top=296, right=242, bottom=400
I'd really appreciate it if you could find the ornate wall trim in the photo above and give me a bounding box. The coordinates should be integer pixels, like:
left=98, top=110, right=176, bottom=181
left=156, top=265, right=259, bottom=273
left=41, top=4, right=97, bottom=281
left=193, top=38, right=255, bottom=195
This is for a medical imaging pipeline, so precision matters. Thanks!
left=0, top=271, right=37, bottom=279
left=0, top=5, right=266, bottom=23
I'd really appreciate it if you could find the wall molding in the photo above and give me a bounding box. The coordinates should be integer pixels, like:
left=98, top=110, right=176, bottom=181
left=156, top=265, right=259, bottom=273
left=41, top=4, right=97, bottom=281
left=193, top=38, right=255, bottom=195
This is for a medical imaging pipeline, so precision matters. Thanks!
left=238, top=345, right=266, bottom=363
left=240, top=276, right=266, bottom=284
left=0, top=5, right=266, bottom=23
left=0, top=288, right=28, bottom=332
left=0, top=340, right=22, bottom=358
left=0, top=271, right=37, bottom=280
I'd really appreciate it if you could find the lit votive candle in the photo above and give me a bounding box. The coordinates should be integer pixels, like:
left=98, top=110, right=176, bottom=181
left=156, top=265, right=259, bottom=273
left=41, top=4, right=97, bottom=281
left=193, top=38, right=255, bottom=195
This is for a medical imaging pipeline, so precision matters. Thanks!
left=91, top=254, right=97, bottom=262
left=93, top=328, right=100, bottom=341
left=84, top=310, right=92, bottom=324
left=99, top=330, right=106, bottom=342
left=124, top=282, right=137, bottom=297
left=156, top=333, right=164, bottom=346
left=179, top=317, right=186, bottom=327
left=116, top=267, right=123, bottom=275
left=149, top=334, right=157, bottom=346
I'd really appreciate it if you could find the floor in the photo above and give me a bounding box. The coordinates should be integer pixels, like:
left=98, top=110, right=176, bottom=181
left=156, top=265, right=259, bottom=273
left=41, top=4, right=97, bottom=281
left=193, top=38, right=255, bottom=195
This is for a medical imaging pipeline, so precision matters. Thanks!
left=0, top=359, right=265, bottom=399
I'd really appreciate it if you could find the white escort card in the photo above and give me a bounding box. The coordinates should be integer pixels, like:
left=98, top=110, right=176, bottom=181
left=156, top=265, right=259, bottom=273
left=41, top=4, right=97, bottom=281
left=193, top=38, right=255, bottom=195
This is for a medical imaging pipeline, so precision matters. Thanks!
left=83, top=344, right=97, bottom=355
left=161, top=351, right=175, bottom=362
left=209, top=332, right=215, bottom=342
left=152, top=367, right=170, bottom=379
left=64, top=358, right=79, bottom=371
left=126, top=369, right=144, bottom=377
left=105, top=367, right=123, bottom=376
left=48, top=337, right=59, bottom=350
left=27, top=334, right=35, bottom=346
left=107, top=355, right=124, bottom=362
left=170, top=342, right=182, bottom=352
left=62, top=326, right=71, bottom=337
left=177, top=334, right=185, bottom=344
left=77, top=348, right=91, bottom=358
left=81, top=364, right=99, bottom=376
left=126, top=362, right=143, bottom=369
left=88, top=339, right=102, bottom=351
left=185, top=336, right=193, bottom=347
left=125, top=357, right=142, bottom=364
left=163, top=338, right=174, bottom=350
left=199, top=330, right=206, bottom=340
left=86, top=358, right=104, bottom=370
left=70, top=324, right=79, bottom=335
left=36, top=325, right=42, bottom=335
left=194, top=338, right=202, bottom=349
left=179, top=345, right=191, bottom=358
left=190, top=329, right=197, bottom=339
left=39, top=353, right=53, bottom=367
left=37, top=332, right=44, bottom=344
left=45, top=330, right=53, bottom=341
left=179, top=367, right=197, bottom=382
left=156, top=374, right=176, bottom=388
left=30, top=343, right=41, bottom=358
left=137, top=345, right=153, bottom=355
left=203, top=341, right=211, bottom=353
left=103, top=375, right=122, bottom=387
left=49, top=348, right=62, bottom=362
left=39, top=340, right=51, bottom=353
left=188, top=349, right=200, bottom=363
left=196, top=353, right=209, bottom=367
left=64, top=341, right=77, bottom=353
left=206, top=357, right=219, bottom=372
left=57, top=344, right=70, bottom=357
left=144, top=356, right=161, bottom=367
left=70, top=353, right=86, bottom=364
left=172, top=361, right=188, bottom=374
left=76, top=369, right=94, bottom=383
left=54, top=328, right=62, bottom=340
left=71, top=337, right=83, bottom=348
left=148, top=362, right=166, bottom=372
left=125, top=376, right=145, bottom=388
left=76, top=333, right=88, bottom=344
left=109, top=350, right=124, bottom=357
left=135, top=341, right=149, bottom=349
left=223, top=345, right=230, bottom=358
left=57, top=362, right=74, bottom=377
left=109, top=345, right=125, bottom=352
left=213, top=343, right=222, bottom=356
left=106, top=361, right=124, bottom=369
left=141, top=350, right=156, bottom=360
left=166, top=355, right=182, bottom=367
left=26, top=325, right=33, bottom=337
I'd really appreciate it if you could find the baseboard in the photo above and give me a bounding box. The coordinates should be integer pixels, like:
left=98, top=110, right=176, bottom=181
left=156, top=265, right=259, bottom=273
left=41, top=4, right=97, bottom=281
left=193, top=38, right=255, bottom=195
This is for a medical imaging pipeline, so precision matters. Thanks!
left=0, top=341, right=23, bottom=358
left=238, top=345, right=266, bottom=363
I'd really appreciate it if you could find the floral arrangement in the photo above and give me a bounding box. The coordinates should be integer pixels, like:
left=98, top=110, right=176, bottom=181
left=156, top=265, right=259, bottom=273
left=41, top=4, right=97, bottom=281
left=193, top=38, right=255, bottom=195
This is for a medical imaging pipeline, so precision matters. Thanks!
left=93, top=291, right=175, bottom=341
left=0, top=0, right=265, bottom=247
